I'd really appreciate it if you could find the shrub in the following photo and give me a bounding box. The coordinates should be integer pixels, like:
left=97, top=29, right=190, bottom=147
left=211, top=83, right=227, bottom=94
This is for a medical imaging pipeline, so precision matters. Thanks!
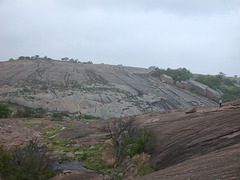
left=105, top=117, right=157, bottom=164
left=0, top=140, right=55, bottom=180
left=138, top=163, right=154, bottom=176
left=14, top=107, right=36, bottom=118
left=51, top=113, right=63, bottom=121
left=127, top=128, right=157, bottom=156
left=0, top=145, right=16, bottom=179
left=32, top=114, right=44, bottom=118
left=0, top=104, right=12, bottom=118
left=81, top=114, right=101, bottom=120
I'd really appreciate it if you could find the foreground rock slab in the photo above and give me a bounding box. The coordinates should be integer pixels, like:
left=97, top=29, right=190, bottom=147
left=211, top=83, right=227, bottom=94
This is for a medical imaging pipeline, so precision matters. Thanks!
left=50, top=171, right=104, bottom=180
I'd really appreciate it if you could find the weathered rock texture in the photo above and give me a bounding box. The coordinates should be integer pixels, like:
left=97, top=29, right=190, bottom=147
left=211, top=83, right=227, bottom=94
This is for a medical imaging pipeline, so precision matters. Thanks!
left=175, top=80, right=221, bottom=102
left=176, top=81, right=191, bottom=91
left=137, top=104, right=240, bottom=180
left=160, top=74, right=173, bottom=85
left=0, top=60, right=216, bottom=119
left=1, top=102, right=239, bottom=179
left=189, top=80, right=221, bottom=101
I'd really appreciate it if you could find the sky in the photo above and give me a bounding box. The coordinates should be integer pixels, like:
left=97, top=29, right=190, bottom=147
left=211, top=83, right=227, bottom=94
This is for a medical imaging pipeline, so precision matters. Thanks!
left=0, top=0, right=239, bottom=76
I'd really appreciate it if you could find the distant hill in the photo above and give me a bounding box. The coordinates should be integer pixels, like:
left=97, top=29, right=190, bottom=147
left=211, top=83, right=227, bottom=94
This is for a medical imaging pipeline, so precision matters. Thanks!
left=0, top=59, right=216, bottom=119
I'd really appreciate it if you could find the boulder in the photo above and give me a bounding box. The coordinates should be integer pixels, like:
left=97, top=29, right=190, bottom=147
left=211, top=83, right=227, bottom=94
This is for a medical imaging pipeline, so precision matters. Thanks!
left=206, top=87, right=221, bottom=102
left=89, top=145, right=96, bottom=150
left=185, top=107, right=197, bottom=114
left=176, top=81, right=184, bottom=89
left=160, top=74, right=174, bottom=85
left=189, top=80, right=208, bottom=96
left=75, top=151, right=84, bottom=155
left=65, top=152, right=75, bottom=159
left=181, top=81, right=191, bottom=91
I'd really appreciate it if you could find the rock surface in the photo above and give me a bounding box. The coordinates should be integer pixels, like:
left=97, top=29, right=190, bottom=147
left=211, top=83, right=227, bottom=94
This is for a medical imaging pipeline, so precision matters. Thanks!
left=0, top=60, right=216, bottom=119
left=1, top=101, right=239, bottom=179
left=160, top=74, right=174, bottom=85
left=137, top=104, right=240, bottom=180
left=189, top=79, right=208, bottom=96
left=50, top=171, right=104, bottom=180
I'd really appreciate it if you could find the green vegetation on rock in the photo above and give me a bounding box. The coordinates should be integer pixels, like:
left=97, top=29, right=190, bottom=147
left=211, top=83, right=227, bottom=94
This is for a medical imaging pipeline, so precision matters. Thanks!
left=151, top=68, right=192, bottom=83
left=45, top=138, right=76, bottom=152
left=81, top=114, right=101, bottom=120
left=101, top=117, right=156, bottom=178
left=138, top=163, right=154, bottom=176
left=195, top=73, right=223, bottom=89
left=0, top=104, right=12, bottom=118
left=41, top=126, right=62, bottom=137
left=196, top=73, right=240, bottom=102
left=51, top=113, right=63, bottom=121
left=76, top=144, right=108, bottom=173
left=43, top=117, right=156, bottom=179
left=14, top=107, right=45, bottom=118
left=21, top=121, right=41, bottom=126
left=0, top=140, right=55, bottom=180
left=45, top=138, right=109, bottom=173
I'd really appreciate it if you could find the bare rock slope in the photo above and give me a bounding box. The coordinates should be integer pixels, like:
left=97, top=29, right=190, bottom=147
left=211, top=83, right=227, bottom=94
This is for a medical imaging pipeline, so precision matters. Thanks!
left=0, top=60, right=216, bottom=118
left=137, top=104, right=240, bottom=180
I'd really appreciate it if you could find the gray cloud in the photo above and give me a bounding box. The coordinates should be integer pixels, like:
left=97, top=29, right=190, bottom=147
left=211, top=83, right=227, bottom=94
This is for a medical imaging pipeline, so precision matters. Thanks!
left=0, top=0, right=239, bottom=76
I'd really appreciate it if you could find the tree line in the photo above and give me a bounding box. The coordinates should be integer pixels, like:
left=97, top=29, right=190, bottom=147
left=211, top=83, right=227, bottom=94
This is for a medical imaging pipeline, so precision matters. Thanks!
left=8, top=55, right=93, bottom=64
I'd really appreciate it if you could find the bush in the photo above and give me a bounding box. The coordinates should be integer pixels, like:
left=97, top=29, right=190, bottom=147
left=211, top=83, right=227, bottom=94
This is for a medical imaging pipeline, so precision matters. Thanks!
left=105, top=117, right=157, bottom=164
left=51, top=113, right=63, bottom=121
left=14, top=108, right=34, bottom=118
left=81, top=114, right=101, bottom=120
left=14, top=107, right=45, bottom=118
left=0, top=140, right=55, bottom=180
left=0, top=145, right=16, bottom=179
left=0, top=104, right=12, bottom=118
left=138, top=163, right=154, bottom=176
left=127, top=128, right=157, bottom=156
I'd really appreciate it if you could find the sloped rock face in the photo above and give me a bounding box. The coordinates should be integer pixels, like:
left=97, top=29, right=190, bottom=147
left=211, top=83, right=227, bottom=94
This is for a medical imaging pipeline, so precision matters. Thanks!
left=0, top=60, right=216, bottom=119
left=138, top=105, right=240, bottom=180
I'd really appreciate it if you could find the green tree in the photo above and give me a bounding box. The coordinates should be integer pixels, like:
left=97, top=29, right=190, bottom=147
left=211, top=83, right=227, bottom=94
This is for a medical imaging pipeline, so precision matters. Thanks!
left=34, top=55, right=40, bottom=59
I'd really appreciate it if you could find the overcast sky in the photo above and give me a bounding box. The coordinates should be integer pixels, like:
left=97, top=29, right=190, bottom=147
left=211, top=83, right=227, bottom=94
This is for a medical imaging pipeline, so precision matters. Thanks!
left=0, top=0, right=239, bottom=76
